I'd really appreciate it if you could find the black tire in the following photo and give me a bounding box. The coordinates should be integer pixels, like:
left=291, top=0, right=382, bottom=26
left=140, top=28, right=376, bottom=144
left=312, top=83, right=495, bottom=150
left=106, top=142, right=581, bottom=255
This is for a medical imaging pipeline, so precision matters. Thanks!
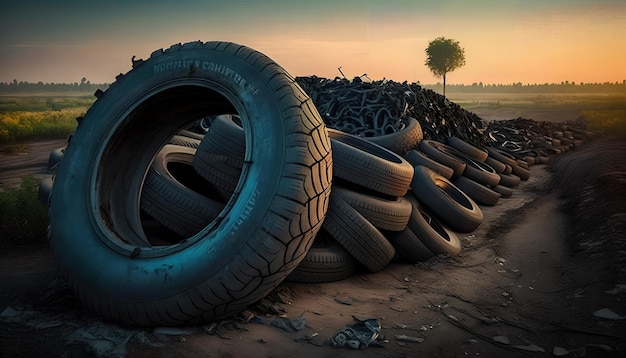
left=328, top=128, right=414, bottom=198
left=140, top=145, right=226, bottom=238
left=322, top=192, right=395, bottom=272
left=168, top=134, right=201, bottom=149
left=433, top=143, right=500, bottom=187
left=492, top=185, right=513, bottom=198
left=195, top=114, right=245, bottom=169
left=404, top=192, right=461, bottom=256
left=333, top=185, right=411, bottom=232
left=485, top=156, right=506, bottom=174
left=286, top=231, right=357, bottom=283
left=387, top=225, right=436, bottom=263
left=498, top=173, right=522, bottom=187
left=485, top=147, right=518, bottom=167
left=524, top=156, right=536, bottom=166
left=38, top=175, right=54, bottom=206
left=193, top=114, right=246, bottom=201
left=48, top=41, right=333, bottom=327
left=404, top=149, right=454, bottom=179
left=453, top=176, right=501, bottom=207
left=177, top=129, right=205, bottom=141
left=410, top=166, right=483, bottom=233
left=364, top=116, right=423, bottom=155
left=418, top=140, right=467, bottom=178
left=511, top=163, right=531, bottom=181
left=486, top=147, right=530, bottom=181
left=47, top=147, right=66, bottom=171
left=447, top=136, right=488, bottom=162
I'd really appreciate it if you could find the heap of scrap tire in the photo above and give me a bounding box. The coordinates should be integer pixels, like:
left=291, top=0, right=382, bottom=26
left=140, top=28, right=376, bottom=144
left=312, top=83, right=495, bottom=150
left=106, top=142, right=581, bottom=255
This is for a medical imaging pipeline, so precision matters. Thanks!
left=39, top=42, right=594, bottom=327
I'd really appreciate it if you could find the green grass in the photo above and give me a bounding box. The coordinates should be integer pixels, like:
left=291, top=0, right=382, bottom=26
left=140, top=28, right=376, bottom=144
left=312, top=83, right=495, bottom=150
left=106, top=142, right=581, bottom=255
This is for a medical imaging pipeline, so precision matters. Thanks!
left=0, top=176, right=49, bottom=247
left=0, top=94, right=91, bottom=143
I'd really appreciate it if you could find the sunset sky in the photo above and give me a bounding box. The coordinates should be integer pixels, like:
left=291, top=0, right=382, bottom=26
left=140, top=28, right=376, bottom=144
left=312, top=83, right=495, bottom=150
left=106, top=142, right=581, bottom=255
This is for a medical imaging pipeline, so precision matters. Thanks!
left=1, top=0, right=625, bottom=85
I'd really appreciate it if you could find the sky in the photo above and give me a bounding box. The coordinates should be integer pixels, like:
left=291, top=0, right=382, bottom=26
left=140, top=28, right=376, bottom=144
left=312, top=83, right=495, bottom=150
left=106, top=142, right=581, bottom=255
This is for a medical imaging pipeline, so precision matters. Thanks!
left=1, top=0, right=625, bottom=85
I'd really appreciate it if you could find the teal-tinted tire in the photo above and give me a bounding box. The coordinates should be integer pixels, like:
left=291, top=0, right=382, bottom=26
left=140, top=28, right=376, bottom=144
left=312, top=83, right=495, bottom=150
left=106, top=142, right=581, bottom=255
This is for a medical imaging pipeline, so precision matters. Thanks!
left=48, top=41, right=332, bottom=327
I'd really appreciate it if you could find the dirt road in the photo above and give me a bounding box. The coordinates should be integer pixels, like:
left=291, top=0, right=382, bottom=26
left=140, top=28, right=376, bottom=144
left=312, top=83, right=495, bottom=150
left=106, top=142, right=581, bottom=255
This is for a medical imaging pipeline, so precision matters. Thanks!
left=1, top=140, right=625, bottom=357
left=0, top=139, right=67, bottom=189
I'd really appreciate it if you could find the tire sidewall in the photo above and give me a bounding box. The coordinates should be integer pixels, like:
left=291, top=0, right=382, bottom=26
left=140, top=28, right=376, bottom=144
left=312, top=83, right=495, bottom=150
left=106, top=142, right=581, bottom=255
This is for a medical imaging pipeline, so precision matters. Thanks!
left=50, top=45, right=300, bottom=299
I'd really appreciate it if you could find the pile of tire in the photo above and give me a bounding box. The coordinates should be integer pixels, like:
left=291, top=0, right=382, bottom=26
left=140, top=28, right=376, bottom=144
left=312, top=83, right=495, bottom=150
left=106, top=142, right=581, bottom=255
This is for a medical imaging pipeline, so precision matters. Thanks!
left=37, top=42, right=591, bottom=328
left=486, top=117, right=594, bottom=162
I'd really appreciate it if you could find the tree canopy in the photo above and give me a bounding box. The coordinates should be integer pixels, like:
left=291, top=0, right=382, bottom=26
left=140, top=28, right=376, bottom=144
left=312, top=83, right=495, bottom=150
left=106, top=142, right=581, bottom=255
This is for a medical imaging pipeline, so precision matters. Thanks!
left=425, top=37, right=466, bottom=97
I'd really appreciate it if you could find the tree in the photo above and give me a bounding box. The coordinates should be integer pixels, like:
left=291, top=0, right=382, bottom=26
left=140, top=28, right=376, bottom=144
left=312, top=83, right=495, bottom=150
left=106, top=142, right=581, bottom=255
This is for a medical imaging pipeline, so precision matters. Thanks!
left=425, top=37, right=466, bottom=97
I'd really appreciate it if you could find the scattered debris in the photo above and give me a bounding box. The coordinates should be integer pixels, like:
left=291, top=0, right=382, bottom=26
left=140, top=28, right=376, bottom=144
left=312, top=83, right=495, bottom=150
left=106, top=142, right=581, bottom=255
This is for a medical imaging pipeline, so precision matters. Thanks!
left=331, top=316, right=384, bottom=349
left=270, top=316, right=307, bottom=332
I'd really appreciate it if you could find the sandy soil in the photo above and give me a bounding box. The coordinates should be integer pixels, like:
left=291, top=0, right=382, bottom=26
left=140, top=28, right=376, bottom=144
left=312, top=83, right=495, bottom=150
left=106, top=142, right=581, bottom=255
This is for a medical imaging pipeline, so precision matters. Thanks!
left=1, top=140, right=625, bottom=358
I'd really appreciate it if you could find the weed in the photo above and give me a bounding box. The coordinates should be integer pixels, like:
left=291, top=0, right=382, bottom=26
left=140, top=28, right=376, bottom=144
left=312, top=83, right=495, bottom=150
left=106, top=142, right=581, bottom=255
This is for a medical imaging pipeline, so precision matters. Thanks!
left=580, top=109, right=626, bottom=140
left=0, top=176, right=49, bottom=247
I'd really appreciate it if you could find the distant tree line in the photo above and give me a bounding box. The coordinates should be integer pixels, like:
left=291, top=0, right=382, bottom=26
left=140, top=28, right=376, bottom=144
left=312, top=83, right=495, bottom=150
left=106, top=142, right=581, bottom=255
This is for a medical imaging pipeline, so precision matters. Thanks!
left=0, top=78, right=109, bottom=93
left=423, top=80, right=626, bottom=94
left=1, top=78, right=624, bottom=94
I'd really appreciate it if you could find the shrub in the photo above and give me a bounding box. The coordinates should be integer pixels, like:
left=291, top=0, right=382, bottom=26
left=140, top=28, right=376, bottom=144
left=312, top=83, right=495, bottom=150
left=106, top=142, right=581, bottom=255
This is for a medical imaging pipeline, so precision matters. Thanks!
left=0, top=176, right=49, bottom=247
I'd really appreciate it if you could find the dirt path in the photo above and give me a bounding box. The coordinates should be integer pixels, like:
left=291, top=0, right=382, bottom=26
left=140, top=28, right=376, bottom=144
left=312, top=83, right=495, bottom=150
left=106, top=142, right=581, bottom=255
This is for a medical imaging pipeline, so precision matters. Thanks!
left=2, top=156, right=624, bottom=357
left=0, top=139, right=67, bottom=189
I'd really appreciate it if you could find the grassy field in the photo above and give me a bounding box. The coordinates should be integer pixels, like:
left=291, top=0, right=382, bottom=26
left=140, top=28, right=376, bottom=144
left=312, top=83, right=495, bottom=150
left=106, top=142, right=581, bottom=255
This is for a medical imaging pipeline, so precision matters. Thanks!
left=0, top=93, right=93, bottom=144
left=447, top=91, right=626, bottom=124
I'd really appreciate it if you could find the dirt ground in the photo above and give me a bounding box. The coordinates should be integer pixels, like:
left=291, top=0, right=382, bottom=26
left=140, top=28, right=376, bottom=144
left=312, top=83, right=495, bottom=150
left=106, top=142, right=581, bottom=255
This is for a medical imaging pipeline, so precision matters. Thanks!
left=1, top=138, right=625, bottom=358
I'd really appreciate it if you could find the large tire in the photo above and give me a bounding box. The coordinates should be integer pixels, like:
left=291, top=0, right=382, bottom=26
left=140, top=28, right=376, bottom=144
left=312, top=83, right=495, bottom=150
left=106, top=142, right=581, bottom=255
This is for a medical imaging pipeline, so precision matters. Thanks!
left=453, top=176, right=501, bottom=207
left=387, top=224, right=436, bottom=263
left=140, top=145, right=225, bottom=238
left=492, top=184, right=513, bottom=198
left=48, top=41, right=333, bottom=327
left=418, top=140, right=466, bottom=178
left=430, top=143, right=500, bottom=187
left=447, top=136, right=488, bottom=162
left=498, top=173, right=522, bottom=187
left=485, top=156, right=507, bottom=174
left=322, top=192, right=395, bottom=272
left=404, top=193, right=461, bottom=256
left=364, top=116, right=423, bottom=156
left=404, top=149, right=454, bottom=179
left=328, top=128, right=414, bottom=198
left=286, top=231, right=357, bottom=283
left=410, top=166, right=483, bottom=233
left=333, top=185, right=411, bottom=232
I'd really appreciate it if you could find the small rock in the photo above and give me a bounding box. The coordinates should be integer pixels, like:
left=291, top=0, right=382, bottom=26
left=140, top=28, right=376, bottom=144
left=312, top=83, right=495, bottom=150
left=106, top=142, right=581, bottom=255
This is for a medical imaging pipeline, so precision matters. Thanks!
left=553, top=346, right=569, bottom=356
left=492, top=335, right=510, bottom=345
left=395, top=335, right=424, bottom=343
left=513, top=344, right=545, bottom=352
left=593, top=308, right=625, bottom=320
left=605, top=284, right=626, bottom=295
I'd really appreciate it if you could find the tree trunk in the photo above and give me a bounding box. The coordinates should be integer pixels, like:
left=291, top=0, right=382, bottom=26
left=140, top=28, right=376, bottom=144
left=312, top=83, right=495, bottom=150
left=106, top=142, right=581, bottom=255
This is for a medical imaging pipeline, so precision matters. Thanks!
left=443, top=73, right=447, bottom=97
